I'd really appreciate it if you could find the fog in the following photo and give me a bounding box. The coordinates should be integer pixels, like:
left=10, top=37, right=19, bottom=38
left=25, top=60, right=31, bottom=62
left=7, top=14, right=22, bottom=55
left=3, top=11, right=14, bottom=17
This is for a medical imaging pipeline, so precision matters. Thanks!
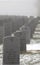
left=0, top=0, right=38, bottom=16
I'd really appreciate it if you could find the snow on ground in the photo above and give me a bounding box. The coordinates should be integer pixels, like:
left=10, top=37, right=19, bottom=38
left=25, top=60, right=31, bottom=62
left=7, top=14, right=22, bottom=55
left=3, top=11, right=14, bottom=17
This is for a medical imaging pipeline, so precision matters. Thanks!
left=0, top=44, right=3, bottom=65
left=26, top=39, right=40, bottom=51
left=20, top=53, right=40, bottom=65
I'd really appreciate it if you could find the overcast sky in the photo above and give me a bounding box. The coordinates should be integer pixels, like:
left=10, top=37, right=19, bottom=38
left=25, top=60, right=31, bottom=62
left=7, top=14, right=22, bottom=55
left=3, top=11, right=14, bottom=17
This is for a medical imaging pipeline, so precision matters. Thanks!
left=0, top=0, right=38, bottom=16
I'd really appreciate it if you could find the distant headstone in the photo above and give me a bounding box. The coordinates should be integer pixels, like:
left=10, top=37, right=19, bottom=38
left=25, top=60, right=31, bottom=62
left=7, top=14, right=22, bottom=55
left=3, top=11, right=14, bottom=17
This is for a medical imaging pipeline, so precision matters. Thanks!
left=0, top=26, right=4, bottom=44
left=4, top=22, right=12, bottom=36
left=3, top=36, right=20, bottom=65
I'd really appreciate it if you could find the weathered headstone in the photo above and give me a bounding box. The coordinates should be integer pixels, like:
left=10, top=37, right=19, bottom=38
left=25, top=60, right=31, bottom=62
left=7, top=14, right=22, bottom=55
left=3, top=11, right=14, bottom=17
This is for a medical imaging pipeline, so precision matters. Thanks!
left=3, top=36, right=20, bottom=65
left=4, top=21, right=12, bottom=36
left=12, top=16, right=24, bottom=33
left=20, top=30, right=26, bottom=52
left=0, top=26, right=4, bottom=44
left=14, top=30, right=26, bottom=53
left=28, top=18, right=38, bottom=38
left=20, top=26, right=31, bottom=52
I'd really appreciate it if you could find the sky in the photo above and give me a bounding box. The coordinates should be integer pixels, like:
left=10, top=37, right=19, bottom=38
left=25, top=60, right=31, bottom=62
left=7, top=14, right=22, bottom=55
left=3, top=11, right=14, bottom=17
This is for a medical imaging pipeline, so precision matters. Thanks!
left=0, top=0, right=38, bottom=16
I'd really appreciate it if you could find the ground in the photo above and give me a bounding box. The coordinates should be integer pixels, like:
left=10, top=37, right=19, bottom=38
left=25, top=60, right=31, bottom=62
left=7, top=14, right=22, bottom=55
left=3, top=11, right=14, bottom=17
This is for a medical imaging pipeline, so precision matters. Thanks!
left=20, top=53, right=40, bottom=65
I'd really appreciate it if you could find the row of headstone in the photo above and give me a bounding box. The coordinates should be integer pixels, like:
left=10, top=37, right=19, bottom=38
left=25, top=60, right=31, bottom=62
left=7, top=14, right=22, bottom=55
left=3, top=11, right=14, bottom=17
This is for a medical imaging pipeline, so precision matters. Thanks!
left=0, top=16, right=40, bottom=65
left=14, top=25, right=31, bottom=53
left=0, top=16, right=29, bottom=65
left=3, top=16, right=33, bottom=65
left=3, top=16, right=39, bottom=65
left=28, top=17, right=39, bottom=38
left=3, top=25, right=31, bottom=65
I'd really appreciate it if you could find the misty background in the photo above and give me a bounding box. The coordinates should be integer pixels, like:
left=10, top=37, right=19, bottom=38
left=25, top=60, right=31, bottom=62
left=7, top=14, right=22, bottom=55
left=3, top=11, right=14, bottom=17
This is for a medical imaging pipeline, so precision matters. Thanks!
left=0, top=0, right=38, bottom=16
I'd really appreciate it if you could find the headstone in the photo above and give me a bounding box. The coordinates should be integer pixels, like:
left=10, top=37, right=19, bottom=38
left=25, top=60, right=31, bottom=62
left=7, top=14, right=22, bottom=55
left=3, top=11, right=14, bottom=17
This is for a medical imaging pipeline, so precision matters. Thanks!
left=25, top=26, right=31, bottom=44
left=28, top=18, right=38, bottom=38
left=4, top=21, right=12, bottom=36
left=20, top=30, right=26, bottom=52
left=12, top=17, right=17, bottom=33
left=12, top=16, right=24, bottom=33
left=14, top=30, right=26, bottom=53
left=0, top=26, right=4, bottom=44
left=20, top=25, right=31, bottom=52
left=16, top=16, right=24, bottom=28
left=0, top=38, right=3, bottom=44
left=23, top=16, right=29, bottom=25
left=3, top=36, right=20, bottom=65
